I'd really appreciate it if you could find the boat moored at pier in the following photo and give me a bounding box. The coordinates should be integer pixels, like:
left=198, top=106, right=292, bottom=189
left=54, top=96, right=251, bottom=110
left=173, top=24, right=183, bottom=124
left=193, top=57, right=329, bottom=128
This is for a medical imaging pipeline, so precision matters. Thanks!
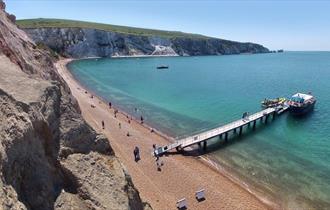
left=288, top=93, right=316, bottom=115
left=261, top=97, right=286, bottom=108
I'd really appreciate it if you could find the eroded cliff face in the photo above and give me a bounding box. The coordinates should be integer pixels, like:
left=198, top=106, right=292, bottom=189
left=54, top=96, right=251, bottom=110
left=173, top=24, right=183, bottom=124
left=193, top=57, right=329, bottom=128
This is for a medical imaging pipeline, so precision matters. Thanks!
left=22, top=27, right=269, bottom=58
left=0, top=1, right=148, bottom=210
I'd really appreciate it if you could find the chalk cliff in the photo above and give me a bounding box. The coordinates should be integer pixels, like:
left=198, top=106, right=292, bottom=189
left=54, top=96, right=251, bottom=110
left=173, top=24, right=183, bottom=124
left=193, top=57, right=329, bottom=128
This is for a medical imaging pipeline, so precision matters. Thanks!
left=21, top=27, right=269, bottom=58
left=0, top=1, right=149, bottom=210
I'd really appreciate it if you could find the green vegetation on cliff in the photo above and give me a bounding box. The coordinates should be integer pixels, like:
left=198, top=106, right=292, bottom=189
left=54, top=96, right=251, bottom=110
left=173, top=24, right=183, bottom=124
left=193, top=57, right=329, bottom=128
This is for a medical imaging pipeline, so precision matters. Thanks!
left=17, top=18, right=210, bottom=39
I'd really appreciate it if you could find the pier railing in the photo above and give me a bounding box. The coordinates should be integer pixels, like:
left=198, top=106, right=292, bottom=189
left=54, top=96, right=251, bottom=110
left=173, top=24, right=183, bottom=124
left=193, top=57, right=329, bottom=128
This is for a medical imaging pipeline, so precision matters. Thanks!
left=155, top=105, right=289, bottom=156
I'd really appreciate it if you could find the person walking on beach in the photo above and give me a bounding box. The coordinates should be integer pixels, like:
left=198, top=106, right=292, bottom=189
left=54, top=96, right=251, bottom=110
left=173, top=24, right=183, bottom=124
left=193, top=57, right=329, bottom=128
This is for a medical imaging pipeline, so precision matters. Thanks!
left=133, top=147, right=137, bottom=161
left=153, top=144, right=159, bottom=161
left=156, top=157, right=163, bottom=171
left=101, top=120, right=105, bottom=129
left=133, top=146, right=140, bottom=162
left=109, top=102, right=112, bottom=109
left=118, top=123, right=121, bottom=129
left=140, top=116, right=144, bottom=124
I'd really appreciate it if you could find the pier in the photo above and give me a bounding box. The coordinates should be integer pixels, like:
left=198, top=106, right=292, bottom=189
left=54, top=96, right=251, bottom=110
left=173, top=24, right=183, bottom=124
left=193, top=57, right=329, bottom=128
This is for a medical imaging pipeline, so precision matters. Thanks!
left=155, top=105, right=289, bottom=156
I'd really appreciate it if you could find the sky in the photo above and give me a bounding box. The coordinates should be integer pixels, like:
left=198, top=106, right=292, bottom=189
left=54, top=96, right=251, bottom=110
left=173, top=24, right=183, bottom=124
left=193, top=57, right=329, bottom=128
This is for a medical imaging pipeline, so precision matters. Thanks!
left=6, top=0, right=330, bottom=51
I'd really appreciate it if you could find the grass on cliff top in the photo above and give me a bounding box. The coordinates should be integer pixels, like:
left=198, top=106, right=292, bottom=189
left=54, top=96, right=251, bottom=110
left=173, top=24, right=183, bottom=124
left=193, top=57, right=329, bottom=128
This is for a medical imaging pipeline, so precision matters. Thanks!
left=17, top=18, right=211, bottom=39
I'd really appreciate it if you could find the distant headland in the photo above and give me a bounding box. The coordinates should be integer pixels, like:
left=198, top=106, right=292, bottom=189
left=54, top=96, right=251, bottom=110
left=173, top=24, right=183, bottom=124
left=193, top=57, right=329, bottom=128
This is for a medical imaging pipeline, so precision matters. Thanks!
left=17, top=18, right=270, bottom=58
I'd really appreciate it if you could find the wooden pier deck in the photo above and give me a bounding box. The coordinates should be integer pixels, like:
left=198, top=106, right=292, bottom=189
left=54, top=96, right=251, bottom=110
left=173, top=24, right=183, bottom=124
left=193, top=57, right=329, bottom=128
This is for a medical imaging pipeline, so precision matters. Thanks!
left=155, top=105, right=289, bottom=156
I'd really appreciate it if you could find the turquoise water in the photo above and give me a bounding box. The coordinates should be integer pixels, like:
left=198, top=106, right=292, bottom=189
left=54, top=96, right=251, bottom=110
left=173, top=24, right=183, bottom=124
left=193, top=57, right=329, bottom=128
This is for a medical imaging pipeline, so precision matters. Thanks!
left=68, top=52, right=330, bottom=209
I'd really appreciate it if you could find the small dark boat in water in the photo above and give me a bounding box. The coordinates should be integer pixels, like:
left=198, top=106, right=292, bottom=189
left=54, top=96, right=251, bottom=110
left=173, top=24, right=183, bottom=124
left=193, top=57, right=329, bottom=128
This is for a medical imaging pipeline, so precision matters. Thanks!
left=288, top=93, right=316, bottom=115
left=157, top=65, right=169, bottom=69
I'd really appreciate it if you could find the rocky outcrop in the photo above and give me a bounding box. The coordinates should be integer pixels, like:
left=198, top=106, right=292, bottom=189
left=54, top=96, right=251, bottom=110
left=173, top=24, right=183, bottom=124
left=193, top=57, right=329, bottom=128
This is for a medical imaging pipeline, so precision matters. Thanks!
left=0, top=1, right=148, bottom=209
left=60, top=152, right=146, bottom=210
left=7, top=14, right=15, bottom=23
left=0, top=1, right=5, bottom=10
left=22, top=27, right=269, bottom=58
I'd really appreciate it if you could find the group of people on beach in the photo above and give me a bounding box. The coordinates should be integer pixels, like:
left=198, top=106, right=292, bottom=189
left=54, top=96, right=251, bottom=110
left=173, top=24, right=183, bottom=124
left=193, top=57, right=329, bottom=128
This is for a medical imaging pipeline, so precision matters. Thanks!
left=85, top=89, right=163, bottom=171
left=153, top=144, right=164, bottom=171
left=132, top=144, right=164, bottom=171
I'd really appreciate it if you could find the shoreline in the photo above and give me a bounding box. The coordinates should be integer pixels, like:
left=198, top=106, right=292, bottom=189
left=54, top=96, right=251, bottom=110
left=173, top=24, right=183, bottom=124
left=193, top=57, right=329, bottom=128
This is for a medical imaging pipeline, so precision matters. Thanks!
left=199, top=155, right=279, bottom=209
left=111, top=54, right=180, bottom=58
left=66, top=60, right=177, bottom=143
left=58, top=58, right=276, bottom=210
left=71, top=54, right=180, bottom=60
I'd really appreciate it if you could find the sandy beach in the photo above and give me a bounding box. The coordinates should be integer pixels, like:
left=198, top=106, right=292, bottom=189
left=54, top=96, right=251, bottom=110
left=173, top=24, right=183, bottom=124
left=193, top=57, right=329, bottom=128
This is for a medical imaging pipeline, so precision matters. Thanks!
left=56, top=58, right=272, bottom=210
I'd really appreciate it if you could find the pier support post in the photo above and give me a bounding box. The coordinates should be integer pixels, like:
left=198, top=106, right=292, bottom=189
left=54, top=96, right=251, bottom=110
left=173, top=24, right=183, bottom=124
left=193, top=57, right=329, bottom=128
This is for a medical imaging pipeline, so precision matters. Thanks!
left=260, top=116, right=263, bottom=123
left=225, top=132, right=228, bottom=143
left=219, top=134, right=222, bottom=140
left=233, top=128, right=236, bottom=134
left=203, top=141, right=207, bottom=151
left=239, top=126, right=243, bottom=135
left=265, top=114, right=269, bottom=124
left=273, top=111, right=276, bottom=119
left=253, top=120, right=256, bottom=130
left=248, top=122, right=250, bottom=127
left=176, top=146, right=182, bottom=152
left=198, top=142, right=201, bottom=148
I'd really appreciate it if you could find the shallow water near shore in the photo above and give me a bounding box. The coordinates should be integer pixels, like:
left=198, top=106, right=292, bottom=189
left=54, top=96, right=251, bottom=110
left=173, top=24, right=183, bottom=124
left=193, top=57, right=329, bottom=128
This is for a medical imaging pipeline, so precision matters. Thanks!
left=68, top=52, right=330, bottom=209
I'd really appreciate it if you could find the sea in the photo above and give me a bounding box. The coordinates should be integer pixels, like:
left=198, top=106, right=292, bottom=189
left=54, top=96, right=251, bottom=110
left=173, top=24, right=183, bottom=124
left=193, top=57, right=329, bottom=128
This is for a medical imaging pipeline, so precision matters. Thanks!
left=68, top=52, right=330, bottom=209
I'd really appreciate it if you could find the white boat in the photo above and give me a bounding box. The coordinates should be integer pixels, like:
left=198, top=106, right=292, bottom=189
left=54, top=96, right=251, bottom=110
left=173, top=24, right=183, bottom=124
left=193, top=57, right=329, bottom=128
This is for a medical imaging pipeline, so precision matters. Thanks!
left=287, top=92, right=316, bottom=115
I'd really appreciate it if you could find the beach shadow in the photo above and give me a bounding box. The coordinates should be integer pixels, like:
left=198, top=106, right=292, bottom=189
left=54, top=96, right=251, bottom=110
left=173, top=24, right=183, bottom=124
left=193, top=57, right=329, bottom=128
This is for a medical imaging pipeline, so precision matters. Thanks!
left=196, top=197, right=206, bottom=202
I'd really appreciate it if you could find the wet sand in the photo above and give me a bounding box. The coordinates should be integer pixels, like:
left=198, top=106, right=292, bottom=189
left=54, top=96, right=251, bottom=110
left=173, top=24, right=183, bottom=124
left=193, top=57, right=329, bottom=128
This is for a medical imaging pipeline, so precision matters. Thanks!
left=56, top=58, right=272, bottom=210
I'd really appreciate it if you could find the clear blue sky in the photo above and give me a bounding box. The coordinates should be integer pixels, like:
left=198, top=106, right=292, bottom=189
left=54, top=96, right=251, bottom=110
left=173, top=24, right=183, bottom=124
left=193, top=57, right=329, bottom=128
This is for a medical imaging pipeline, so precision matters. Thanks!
left=6, top=0, right=330, bottom=51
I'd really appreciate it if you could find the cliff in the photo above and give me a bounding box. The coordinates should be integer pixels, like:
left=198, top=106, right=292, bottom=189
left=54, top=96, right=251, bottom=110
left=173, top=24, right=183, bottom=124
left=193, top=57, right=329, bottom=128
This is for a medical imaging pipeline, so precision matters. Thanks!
left=0, top=2, right=149, bottom=210
left=17, top=19, right=269, bottom=58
